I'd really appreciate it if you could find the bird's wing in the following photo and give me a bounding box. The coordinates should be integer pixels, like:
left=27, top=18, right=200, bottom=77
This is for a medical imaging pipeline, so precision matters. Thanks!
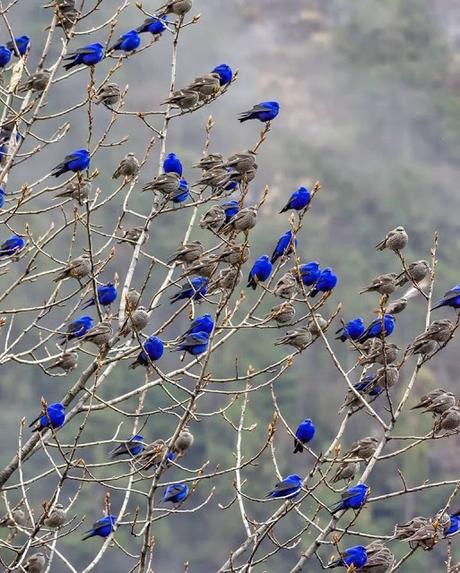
left=73, top=45, right=99, bottom=56
left=273, top=478, right=299, bottom=493
left=249, top=103, right=273, bottom=113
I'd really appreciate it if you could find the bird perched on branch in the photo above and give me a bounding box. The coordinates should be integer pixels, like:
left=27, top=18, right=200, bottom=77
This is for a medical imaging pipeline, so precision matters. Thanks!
left=55, top=179, right=91, bottom=204
left=375, top=226, right=408, bottom=252
left=360, top=540, right=394, bottom=572
left=331, top=461, right=361, bottom=484
left=327, top=545, right=368, bottom=569
left=432, top=284, right=460, bottom=311
left=193, top=153, right=224, bottom=171
left=143, top=172, right=180, bottom=194
left=411, top=388, right=447, bottom=410
left=273, top=272, right=298, bottom=299
left=94, top=83, right=121, bottom=107
left=6, top=35, right=30, bottom=57
left=44, top=504, right=66, bottom=529
left=396, top=260, right=430, bottom=286
left=21, top=552, right=46, bottom=573
left=267, top=302, right=296, bottom=325
left=296, top=261, right=321, bottom=286
left=161, top=0, right=193, bottom=16
left=280, top=186, right=311, bottom=213
left=63, top=42, right=104, bottom=70
left=189, top=73, right=221, bottom=100
left=82, top=321, right=112, bottom=348
left=271, top=230, right=297, bottom=264
left=82, top=515, right=116, bottom=540
left=112, top=153, right=139, bottom=180
left=0, top=45, right=12, bottom=68
left=212, top=64, right=233, bottom=86
left=173, top=331, right=209, bottom=355
left=110, top=435, right=144, bottom=458
left=130, top=336, right=164, bottom=368
left=357, top=314, right=395, bottom=343
left=359, top=342, right=399, bottom=366
left=120, top=307, right=149, bottom=337
left=343, top=437, right=379, bottom=460
left=330, top=483, right=368, bottom=514
left=293, top=419, right=315, bottom=453
left=0, top=508, right=26, bottom=528
left=221, top=206, right=257, bottom=236
left=82, top=282, right=118, bottom=310
left=335, top=317, right=365, bottom=342
left=134, top=439, right=174, bottom=470
left=108, top=29, right=140, bottom=53
left=163, top=152, right=183, bottom=176
left=30, top=402, right=65, bottom=432
left=247, top=255, right=272, bottom=290
left=163, top=483, right=189, bottom=503
left=238, top=101, right=280, bottom=123
left=266, top=474, right=302, bottom=499
left=161, top=89, right=199, bottom=110
left=137, top=15, right=167, bottom=36
left=48, top=351, right=78, bottom=373
left=54, top=255, right=90, bottom=283
left=170, top=277, right=209, bottom=303
left=360, top=273, right=397, bottom=296
left=59, top=315, right=94, bottom=345
left=275, top=328, right=312, bottom=350
left=309, top=267, right=338, bottom=298
left=0, top=234, right=25, bottom=257
left=172, top=428, right=194, bottom=456
left=51, top=148, right=90, bottom=177
left=18, top=71, right=50, bottom=94
left=200, top=205, right=226, bottom=231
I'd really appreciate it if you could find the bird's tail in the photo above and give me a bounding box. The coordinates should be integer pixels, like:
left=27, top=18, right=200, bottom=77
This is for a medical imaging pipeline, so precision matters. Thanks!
left=238, top=114, right=251, bottom=123
left=430, top=300, right=443, bottom=311
left=279, top=205, right=288, bottom=214
left=246, top=276, right=257, bottom=290
left=129, top=360, right=140, bottom=370
left=51, top=167, right=66, bottom=178
left=329, top=502, right=342, bottom=515
left=293, top=440, right=304, bottom=454
left=81, top=299, right=93, bottom=310
left=309, top=288, right=318, bottom=298
left=63, top=60, right=78, bottom=71
left=82, top=531, right=94, bottom=541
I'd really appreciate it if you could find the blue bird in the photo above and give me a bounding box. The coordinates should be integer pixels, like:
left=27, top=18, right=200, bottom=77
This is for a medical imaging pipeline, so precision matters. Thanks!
left=353, top=374, right=382, bottom=396
left=212, top=64, right=233, bottom=86
left=6, top=36, right=30, bottom=57
left=109, top=29, right=141, bottom=52
left=271, top=230, right=297, bottom=264
left=445, top=513, right=460, bottom=537
left=163, top=152, right=183, bottom=175
left=357, top=314, right=395, bottom=343
left=82, top=515, right=116, bottom=540
left=222, top=200, right=239, bottom=222
left=298, top=261, right=321, bottom=286
left=280, top=187, right=311, bottom=213
left=163, top=483, right=189, bottom=503
left=30, top=402, right=66, bottom=432
left=137, top=15, right=167, bottom=35
left=82, top=283, right=118, bottom=309
left=266, top=474, right=302, bottom=499
left=239, top=101, right=280, bottom=123
left=181, top=314, right=214, bottom=338
left=293, top=419, right=316, bottom=453
left=330, top=483, right=369, bottom=514
left=0, top=188, right=5, bottom=209
left=174, top=331, right=209, bottom=355
left=247, top=255, right=272, bottom=290
left=171, top=178, right=189, bottom=203
left=0, top=234, right=25, bottom=257
left=309, top=267, right=338, bottom=298
left=110, top=435, right=144, bottom=458
left=327, top=545, right=368, bottom=569
left=170, top=277, right=208, bottom=303
left=51, top=148, right=90, bottom=177
left=63, top=42, right=104, bottom=70
left=336, top=317, right=365, bottom=342
left=0, top=45, right=12, bottom=67
left=59, top=315, right=94, bottom=345
left=432, top=284, right=460, bottom=311
left=130, top=336, right=164, bottom=368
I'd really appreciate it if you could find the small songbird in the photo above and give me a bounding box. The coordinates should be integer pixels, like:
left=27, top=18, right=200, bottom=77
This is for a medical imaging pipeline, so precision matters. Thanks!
left=222, top=206, right=257, bottom=235
left=296, top=261, right=321, bottom=286
left=120, top=307, right=149, bottom=337
left=194, top=166, right=230, bottom=190
left=179, top=314, right=214, bottom=341
left=63, top=42, right=104, bottom=70
left=200, top=205, right=226, bottom=231
left=307, top=313, right=328, bottom=336
left=51, top=148, right=90, bottom=176
left=18, top=71, right=50, bottom=94
left=408, top=338, right=437, bottom=358
left=374, top=365, right=400, bottom=389
left=59, top=315, right=94, bottom=345
left=360, top=273, right=397, bottom=296
left=444, top=513, right=460, bottom=537
left=82, top=515, right=116, bottom=540
left=275, top=328, right=312, bottom=350
left=266, top=474, right=302, bottom=499
left=44, top=504, right=67, bottom=528
left=162, top=0, right=193, bottom=16
left=55, top=179, right=91, bottom=204
left=170, top=277, right=208, bottom=303
left=48, top=351, right=78, bottom=373
left=271, top=230, right=297, bottom=264
left=435, top=406, right=460, bottom=432
left=375, top=226, right=408, bottom=252
left=189, top=73, right=221, bottom=100
left=185, top=255, right=218, bottom=278
left=247, top=255, right=272, bottom=289
left=161, top=89, right=199, bottom=110
left=280, top=186, right=311, bottom=213
left=335, top=317, right=365, bottom=342
left=239, top=101, right=280, bottom=123
left=0, top=45, right=12, bottom=68
left=108, top=29, right=140, bottom=53
left=193, top=152, right=224, bottom=170
left=396, top=260, right=430, bottom=286
left=331, top=461, right=361, bottom=484
left=0, top=508, right=26, bottom=527
left=172, top=428, right=194, bottom=455
left=82, top=321, right=113, bottom=348
left=309, top=267, right=338, bottom=298
left=223, top=150, right=256, bottom=174
left=143, top=172, right=180, bottom=194
left=82, top=282, right=117, bottom=309
left=339, top=376, right=381, bottom=412
left=137, top=15, right=167, bottom=36
left=422, top=392, right=456, bottom=414
left=130, top=336, right=164, bottom=368
left=110, top=434, right=144, bottom=458
left=126, top=289, right=141, bottom=312
left=118, top=227, right=146, bottom=245
left=163, top=152, right=183, bottom=176
left=6, top=35, right=30, bottom=57
left=274, top=272, right=298, bottom=299
left=214, top=243, right=249, bottom=265
left=357, top=314, right=395, bottom=343
left=30, top=402, right=66, bottom=432
left=54, top=254, right=90, bottom=283
left=0, top=234, right=25, bottom=257
left=432, top=284, right=460, bottom=311
left=343, top=437, right=379, bottom=460
left=163, top=483, right=189, bottom=503
left=267, top=302, right=296, bottom=325
left=173, top=331, right=209, bottom=355
left=56, top=4, right=80, bottom=31
left=212, top=64, right=233, bottom=86
left=330, top=483, right=369, bottom=514
left=327, top=545, right=368, bottom=569
left=359, top=342, right=399, bottom=366
left=94, top=83, right=121, bottom=107
left=112, top=153, right=139, bottom=180
left=22, top=552, right=46, bottom=573
left=411, top=388, right=447, bottom=410
left=361, top=541, right=395, bottom=572
left=209, top=267, right=242, bottom=291
left=134, top=439, right=174, bottom=470
left=169, top=241, right=203, bottom=265
left=293, top=419, right=315, bottom=453
left=384, top=297, right=408, bottom=315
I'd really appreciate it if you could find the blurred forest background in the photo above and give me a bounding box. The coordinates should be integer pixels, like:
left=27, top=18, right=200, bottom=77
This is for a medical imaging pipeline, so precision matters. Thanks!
left=2, top=0, right=460, bottom=570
